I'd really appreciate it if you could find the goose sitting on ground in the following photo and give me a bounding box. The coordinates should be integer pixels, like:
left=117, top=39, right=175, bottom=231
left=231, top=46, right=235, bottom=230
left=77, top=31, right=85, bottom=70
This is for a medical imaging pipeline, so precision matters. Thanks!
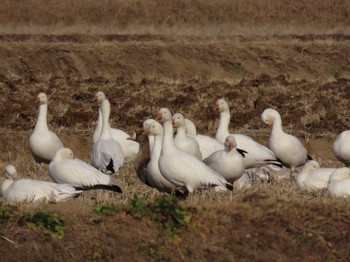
left=1, top=164, right=82, bottom=203
left=142, top=118, right=156, bottom=153
left=332, top=130, right=350, bottom=166
left=203, top=135, right=246, bottom=183
left=296, top=160, right=336, bottom=191
left=157, top=108, right=233, bottom=194
left=328, top=167, right=350, bottom=197
left=93, top=91, right=139, bottom=163
left=172, top=113, right=202, bottom=160
left=213, top=98, right=281, bottom=169
left=49, top=148, right=122, bottom=192
left=91, top=98, right=124, bottom=174
left=29, top=92, right=64, bottom=164
left=261, top=108, right=312, bottom=171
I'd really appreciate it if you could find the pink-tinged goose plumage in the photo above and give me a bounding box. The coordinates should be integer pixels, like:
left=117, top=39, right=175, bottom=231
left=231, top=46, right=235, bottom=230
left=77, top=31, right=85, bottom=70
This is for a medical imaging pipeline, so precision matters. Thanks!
left=29, top=92, right=64, bottom=164
left=214, top=98, right=280, bottom=169
left=328, top=167, right=350, bottom=198
left=333, top=130, right=350, bottom=166
left=1, top=164, right=82, bottom=203
left=50, top=148, right=122, bottom=192
left=296, top=160, right=336, bottom=192
left=261, top=108, right=311, bottom=171
left=91, top=98, right=124, bottom=174
left=157, top=108, right=233, bottom=194
left=204, top=135, right=246, bottom=183
left=172, top=113, right=202, bottom=160
left=93, top=91, right=139, bottom=163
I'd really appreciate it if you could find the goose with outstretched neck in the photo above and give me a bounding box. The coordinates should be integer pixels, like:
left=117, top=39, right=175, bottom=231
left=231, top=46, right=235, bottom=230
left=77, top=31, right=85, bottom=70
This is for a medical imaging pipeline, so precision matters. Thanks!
left=213, top=98, right=281, bottom=169
left=157, top=107, right=233, bottom=194
left=91, top=98, right=124, bottom=174
left=29, top=92, right=64, bottom=164
left=93, top=91, right=139, bottom=163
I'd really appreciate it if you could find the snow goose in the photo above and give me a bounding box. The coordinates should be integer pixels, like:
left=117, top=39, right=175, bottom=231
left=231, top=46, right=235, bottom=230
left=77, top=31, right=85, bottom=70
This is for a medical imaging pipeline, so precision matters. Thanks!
left=1, top=164, right=82, bottom=203
left=261, top=108, right=311, bottom=171
left=49, top=148, right=122, bottom=192
left=29, top=92, right=64, bottom=164
left=203, top=135, right=246, bottom=183
left=333, top=130, right=350, bottom=166
left=143, top=119, right=179, bottom=193
left=157, top=108, right=233, bottom=194
left=213, top=98, right=281, bottom=169
left=93, top=91, right=139, bottom=163
left=184, top=118, right=197, bottom=136
left=91, top=98, right=124, bottom=174
left=127, top=130, right=152, bottom=187
left=142, top=118, right=155, bottom=153
left=296, top=160, right=336, bottom=191
left=172, top=113, right=202, bottom=160
left=328, top=167, right=350, bottom=197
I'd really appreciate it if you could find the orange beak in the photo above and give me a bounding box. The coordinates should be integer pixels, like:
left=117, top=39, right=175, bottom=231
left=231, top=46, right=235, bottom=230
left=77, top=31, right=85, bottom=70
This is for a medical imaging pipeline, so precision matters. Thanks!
left=212, top=103, right=219, bottom=111
left=156, top=113, right=162, bottom=121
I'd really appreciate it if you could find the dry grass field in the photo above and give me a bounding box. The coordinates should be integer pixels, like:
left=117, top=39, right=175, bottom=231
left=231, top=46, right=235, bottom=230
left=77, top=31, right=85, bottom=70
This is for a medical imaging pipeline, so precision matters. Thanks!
left=0, top=1, right=350, bottom=261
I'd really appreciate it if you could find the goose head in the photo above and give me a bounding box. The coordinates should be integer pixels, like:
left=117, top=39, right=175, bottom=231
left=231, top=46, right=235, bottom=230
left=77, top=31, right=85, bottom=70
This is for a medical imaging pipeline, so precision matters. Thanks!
left=224, top=135, right=237, bottom=151
left=330, top=167, right=350, bottom=182
left=95, top=91, right=106, bottom=103
left=157, top=108, right=172, bottom=123
left=4, top=165, right=17, bottom=180
left=213, top=98, right=229, bottom=113
left=53, top=148, right=74, bottom=162
left=36, top=92, right=48, bottom=105
left=301, top=160, right=320, bottom=173
left=172, top=113, right=185, bottom=128
left=144, top=120, right=163, bottom=136
left=142, top=119, right=156, bottom=132
left=261, top=108, right=280, bottom=127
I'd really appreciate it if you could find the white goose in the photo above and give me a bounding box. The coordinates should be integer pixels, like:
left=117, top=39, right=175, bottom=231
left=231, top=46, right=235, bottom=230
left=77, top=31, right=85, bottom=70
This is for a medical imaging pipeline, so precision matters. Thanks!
left=261, top=108, right=311, bottom=171
left=91, top=98, right=124, bottom=174
left=333, top=130, right=350, bottom=166
left=49, top=148, right=122, bottom=192
left=1, top=165, right=82, bottom=203
left=184, top=118, right=197, bottom=136
left=328, top=167, right=350, bottom=197
left=204, top=135, right=246, bottom=183
left=142, top=118, right=155, bottom=153
left=93, top=91, right=139, bottom=163
left=157, top=108, right=233, bottom=194
left=143, top=119, right=179, bottom=193
left=214, top=98, right=280, bottom=168
left=29, top=92, right=64, bottom=164
left=172, top=113, right=202, bottom=160
left=296, top=160, right=336, bottom=191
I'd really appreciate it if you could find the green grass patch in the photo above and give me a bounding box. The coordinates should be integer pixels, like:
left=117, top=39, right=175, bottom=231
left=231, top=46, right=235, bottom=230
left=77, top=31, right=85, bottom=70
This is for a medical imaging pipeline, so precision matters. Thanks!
left=92, top=202, right=119, bottom=215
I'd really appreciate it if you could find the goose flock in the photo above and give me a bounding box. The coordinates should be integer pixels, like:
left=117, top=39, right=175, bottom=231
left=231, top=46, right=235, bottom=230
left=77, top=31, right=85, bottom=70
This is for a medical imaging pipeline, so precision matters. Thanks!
left=1, top=92, right=350, bottom=203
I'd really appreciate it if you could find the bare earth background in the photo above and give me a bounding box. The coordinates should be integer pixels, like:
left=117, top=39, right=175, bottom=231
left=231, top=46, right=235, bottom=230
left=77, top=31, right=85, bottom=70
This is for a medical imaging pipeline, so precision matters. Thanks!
left=0, top=1, right=350, bottom=261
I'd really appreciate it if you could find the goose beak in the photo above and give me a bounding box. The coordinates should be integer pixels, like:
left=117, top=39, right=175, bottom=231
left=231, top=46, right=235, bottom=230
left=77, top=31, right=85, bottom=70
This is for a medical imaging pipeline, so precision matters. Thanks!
left=156, top=114, right=162, bottom=121
left=212, top=103, right=219, bottom=111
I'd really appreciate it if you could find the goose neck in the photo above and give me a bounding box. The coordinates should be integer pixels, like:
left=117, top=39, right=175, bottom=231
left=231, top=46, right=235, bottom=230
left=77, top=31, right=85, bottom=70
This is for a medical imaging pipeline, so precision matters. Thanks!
left=34, top=104, right=49, bottom=132
left=1, top=180, right=12, bottom=194
left=216, top=110, right=230, bottom=142
left=272, top=115, right=283, bottom=134
left=162, top=120, right=175, bottom=154
left=100, top=101, right=113, bottom=140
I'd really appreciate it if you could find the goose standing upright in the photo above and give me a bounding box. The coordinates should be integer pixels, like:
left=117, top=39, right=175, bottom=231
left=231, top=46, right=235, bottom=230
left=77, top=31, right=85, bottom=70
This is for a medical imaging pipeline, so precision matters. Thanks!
left=333, top=130, right=350, bottom=166
left=157, top=108, right=233, bottom=194
left=328, top=167, right=350, bottom=197
left=261, top=108, right=311, bottom=171
left=142, top=118, right=156, bottom=153
left=49, top=148, right=122, bottom=192
left=29, top=92, right=64, bottom=164
left=172, top=113, right=202, bottom=160
left=1, top=164, right=82, bottom=203
left=143, top=119, right=179, bottom=193
left=91, top=98, right=124, bottom=174
left=203, top=135, right=246, bottom=183
left=296, top=160, right=336, bottom=191
left=213, top=98, right=281, bottom=168
left=93, top=91, right=139, bottom=163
